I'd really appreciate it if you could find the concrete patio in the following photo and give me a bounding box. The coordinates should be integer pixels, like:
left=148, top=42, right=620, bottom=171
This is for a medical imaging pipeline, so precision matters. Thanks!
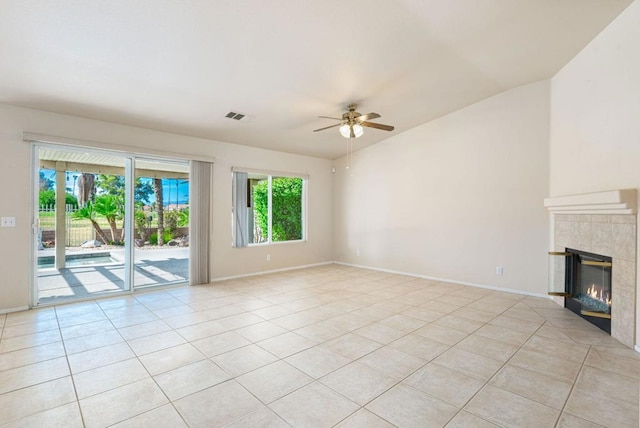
left=37, top=247, right=189, bottom=304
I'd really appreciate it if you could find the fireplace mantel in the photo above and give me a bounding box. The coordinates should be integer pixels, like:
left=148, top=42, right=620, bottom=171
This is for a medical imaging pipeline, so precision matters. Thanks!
left=544, top=189, right=637, bottom=215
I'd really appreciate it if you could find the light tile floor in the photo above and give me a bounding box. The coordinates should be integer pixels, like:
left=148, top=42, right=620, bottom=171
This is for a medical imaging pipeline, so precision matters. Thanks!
left=1, top=265, right=638, bottom=427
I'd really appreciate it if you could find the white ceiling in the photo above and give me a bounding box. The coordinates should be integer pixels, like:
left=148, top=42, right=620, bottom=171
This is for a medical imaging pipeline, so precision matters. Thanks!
left=0, top=1, right=632, bottom=159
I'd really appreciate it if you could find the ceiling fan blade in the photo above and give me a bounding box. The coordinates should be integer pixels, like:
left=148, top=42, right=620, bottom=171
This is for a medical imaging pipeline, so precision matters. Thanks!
left=318, top=116, right=342, bottom=121
left=361, top=121, right=394, bottom=131
left=313, top=123, right=342, bottom=132
left=356, top=112, right=381, bottom=122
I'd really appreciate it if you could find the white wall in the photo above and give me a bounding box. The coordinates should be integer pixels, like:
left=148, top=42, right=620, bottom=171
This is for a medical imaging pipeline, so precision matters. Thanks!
left=0, top=104, right=333, bottom=312
left=549, top=1, right=640, bottom=348
left=550, top=0, right=640, bottom=196
left=333, top=81, right=551, bottom=295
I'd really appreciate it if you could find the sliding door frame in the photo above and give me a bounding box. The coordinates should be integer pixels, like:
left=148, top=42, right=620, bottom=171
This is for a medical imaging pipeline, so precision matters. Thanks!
left=29, top=139, right=205, bottom=307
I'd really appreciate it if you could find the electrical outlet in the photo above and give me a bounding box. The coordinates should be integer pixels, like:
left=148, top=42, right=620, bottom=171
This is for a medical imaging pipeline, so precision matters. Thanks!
left=1, top=217, right=15, bottom=227
left=266, top=254, right=271, bottom=261
left=496, top=266, right=504, bottom=275
left=356, top=249, right=360, bottom=256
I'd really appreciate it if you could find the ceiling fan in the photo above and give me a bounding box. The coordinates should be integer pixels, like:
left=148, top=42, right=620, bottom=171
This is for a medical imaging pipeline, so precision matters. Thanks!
left=313, top=103, right=395, bottom=139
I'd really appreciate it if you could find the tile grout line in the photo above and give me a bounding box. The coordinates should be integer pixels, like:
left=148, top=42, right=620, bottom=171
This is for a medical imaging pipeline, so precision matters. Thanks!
left=456, top=312, right=597, bottom=427
left=551, top=344, right=596, bottom=427
left=220, top=277, right=438, bottom=426
left=129, top=292, right=192, bottom=428
left=56, top=301, right=89, bottom=428
left=433, top=297, right=538, bottom=427
left=226, top=280, right=514, bottom=426
left=2, top=266, right=636, bottom=427
left=324, top=290, right=519, bottom=427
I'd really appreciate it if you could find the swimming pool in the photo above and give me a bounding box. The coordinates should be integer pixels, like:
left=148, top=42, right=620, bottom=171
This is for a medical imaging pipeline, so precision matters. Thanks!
left=37, top=253, right=118, bottom=269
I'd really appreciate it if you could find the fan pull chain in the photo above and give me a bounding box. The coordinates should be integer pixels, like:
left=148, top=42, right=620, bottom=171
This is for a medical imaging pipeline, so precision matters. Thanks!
left=345, top=137, right=351, bottom=171
left=348, top=137, right=354, bottom=176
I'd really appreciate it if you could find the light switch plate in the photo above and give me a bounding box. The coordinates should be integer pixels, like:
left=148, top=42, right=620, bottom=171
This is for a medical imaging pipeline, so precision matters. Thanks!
left=1, top=217, right=16, bottom=227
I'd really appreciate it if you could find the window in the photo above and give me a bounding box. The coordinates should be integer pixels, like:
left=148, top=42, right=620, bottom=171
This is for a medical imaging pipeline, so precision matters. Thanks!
left=233, top=171, right=305, bottom=246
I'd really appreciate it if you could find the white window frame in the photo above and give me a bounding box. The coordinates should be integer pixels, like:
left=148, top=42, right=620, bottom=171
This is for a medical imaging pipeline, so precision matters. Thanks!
left=232, top=168, right=307, bottom=246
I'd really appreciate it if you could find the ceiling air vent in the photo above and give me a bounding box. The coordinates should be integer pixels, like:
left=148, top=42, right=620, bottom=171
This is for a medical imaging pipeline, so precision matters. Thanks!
left=225, top=111, right=246, bottom=120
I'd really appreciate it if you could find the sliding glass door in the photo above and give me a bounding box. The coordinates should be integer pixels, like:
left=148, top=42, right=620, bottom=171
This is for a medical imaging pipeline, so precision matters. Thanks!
left=34, top=145, right=189, bottom=305
left=133, top=158, right=190, bottom=289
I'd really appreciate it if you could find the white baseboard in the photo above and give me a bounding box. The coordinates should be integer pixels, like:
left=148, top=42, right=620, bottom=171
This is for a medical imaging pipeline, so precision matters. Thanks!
left=212, top=261, right=334, bottom=283
left=334, top=261, right=549, bottom=299
left=0, top=306, right=30, bottom=315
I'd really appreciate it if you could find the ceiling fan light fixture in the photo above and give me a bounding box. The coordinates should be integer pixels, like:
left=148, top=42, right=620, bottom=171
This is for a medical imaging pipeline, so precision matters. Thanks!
left=339, top=123, right=364, bottom=139
left=339, top=124, right=350, bottom=138
left=314, top=103, right=392, bottom=138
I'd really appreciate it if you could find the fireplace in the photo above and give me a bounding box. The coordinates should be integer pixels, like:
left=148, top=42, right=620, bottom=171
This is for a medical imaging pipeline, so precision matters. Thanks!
left=545, top=189, right=637, bottom=348
left=554, top=248, right=612, bottom=334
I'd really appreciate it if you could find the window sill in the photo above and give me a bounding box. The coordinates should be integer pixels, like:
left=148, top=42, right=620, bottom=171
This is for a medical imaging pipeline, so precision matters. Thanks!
left=245, top=239, right=307, bottom=247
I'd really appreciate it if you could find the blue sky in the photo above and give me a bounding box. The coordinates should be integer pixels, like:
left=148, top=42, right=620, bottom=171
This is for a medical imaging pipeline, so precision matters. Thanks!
left=41, top=170, right=189, bottom=205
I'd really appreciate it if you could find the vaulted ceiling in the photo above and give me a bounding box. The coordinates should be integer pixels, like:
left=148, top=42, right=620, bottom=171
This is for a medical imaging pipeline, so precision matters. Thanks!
left=0, top=1, right=632, bottom=159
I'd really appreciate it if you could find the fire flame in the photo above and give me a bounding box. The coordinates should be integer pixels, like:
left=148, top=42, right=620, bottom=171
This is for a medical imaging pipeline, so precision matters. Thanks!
left=586, top=284, right=612, bottom=307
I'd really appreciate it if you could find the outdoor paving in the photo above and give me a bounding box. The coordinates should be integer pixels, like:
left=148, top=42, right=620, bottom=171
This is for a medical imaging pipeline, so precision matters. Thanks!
left=37, top=247, right=188, bottom=304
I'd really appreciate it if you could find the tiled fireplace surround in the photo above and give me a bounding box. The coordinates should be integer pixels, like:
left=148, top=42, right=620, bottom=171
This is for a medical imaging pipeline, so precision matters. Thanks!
left=546, top=190, right=638, bottom=349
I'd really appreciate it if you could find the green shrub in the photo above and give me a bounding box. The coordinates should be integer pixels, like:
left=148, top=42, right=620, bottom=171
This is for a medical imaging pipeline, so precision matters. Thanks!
left=149, top=230, right=173, bottom=245
left=39, top=190, right=78, bottom=208
left=135, top=209, right=152, bottom=242
left=253, top=177, right=302, bottom=242
left=39, top=189, right=55, bottom=206
left=165, top=210, right=179, bottom=233
left=178, top=207, right=189, bottom=226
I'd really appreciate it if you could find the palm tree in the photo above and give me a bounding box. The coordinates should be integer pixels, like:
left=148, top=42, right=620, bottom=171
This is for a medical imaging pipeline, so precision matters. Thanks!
left=153, top=178, right=164, bottom=245
left=72, top=201, right=110, bottom=244
left=93, top=194, right=124, bottom=243
left=78, top=173, right=96, bottom=206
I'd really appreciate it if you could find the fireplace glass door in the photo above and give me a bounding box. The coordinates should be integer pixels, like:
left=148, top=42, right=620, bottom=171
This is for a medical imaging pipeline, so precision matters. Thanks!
left=566, top=248, right=612, bottom=333
left=570, top=250, right=612, bottom=316
left=548, top=248, right=612, bottom=334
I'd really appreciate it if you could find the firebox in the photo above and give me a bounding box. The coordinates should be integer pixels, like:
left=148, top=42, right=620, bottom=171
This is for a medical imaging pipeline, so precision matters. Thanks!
left=550, top=248, right=612, bottom=334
